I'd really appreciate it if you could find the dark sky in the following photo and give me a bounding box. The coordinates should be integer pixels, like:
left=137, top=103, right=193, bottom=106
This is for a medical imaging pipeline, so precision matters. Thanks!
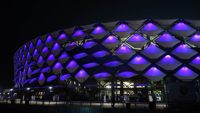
left=1, top=0, right=200, bottom=88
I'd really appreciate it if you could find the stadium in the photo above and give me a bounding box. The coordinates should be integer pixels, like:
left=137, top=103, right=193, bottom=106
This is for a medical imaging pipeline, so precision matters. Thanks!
left=12, top=19, right=200, bottom=107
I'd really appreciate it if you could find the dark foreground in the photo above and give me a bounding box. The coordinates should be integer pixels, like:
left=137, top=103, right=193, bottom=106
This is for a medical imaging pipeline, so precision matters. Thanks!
left=0, top=103, right=200, bottom=113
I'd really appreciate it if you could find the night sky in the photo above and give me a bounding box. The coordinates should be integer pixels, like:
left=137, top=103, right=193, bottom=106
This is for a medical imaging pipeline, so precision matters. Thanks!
left=1, top=0, right=200, bottom=88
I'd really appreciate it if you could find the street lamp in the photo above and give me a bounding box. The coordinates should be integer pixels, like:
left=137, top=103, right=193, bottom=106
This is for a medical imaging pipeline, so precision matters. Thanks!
left=10, top=89, right=13, bottom=92
left=48, top=86, right=53, bottom=90
left=26, top=87, right=30, bottom=91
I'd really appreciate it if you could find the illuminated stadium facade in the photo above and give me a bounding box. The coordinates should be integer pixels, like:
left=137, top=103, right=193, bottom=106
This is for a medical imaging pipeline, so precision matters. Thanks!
left=13, top=19, right=200, bottom=105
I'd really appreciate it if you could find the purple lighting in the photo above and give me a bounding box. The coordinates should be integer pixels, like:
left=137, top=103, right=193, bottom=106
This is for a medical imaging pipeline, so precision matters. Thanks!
left=171, top=44, right=197, bottom=59
left=190, top=34, right=200, bottom=42
left=93, top=50, right=109, bottom=58
left=92, top=26, right=106, bottom=34
left=156, top=33, right=180, bottom=48
left=72, top=29, right=85, bottom=37
left=190, top=55, right=200, bottom=70
left=41, top=47, right=49, bottom=56
left=52, top=62, right=63, bottom=74
left=36, top=39, right=43, bottom=48
left=66, top=60, right=78, bottom=68
left=37, top=56, right=44, bottom=67
left=46, top=35, right=54, bottom=45
left=188, top=34, right=200, bottom=47
left=157, top=55, right=181, bottom=70
left=129, top=55, right=149, bottom=64
left=58, top=33, right=68, bottom=40
left=172, top=22, right=191, bottom=31
left=161, top=55, right=175, bottom=64
left=94, top=72, right=110, bottom=79
left=145, top=67, right=162, bottom=76
left=46, top=54, right=56, bottom=66
left=115, top=44, right=133, bottom=54
left=58, top=52, right=69, bottom=63
left=144, top=67, right=165, bottom=81
left=60, top=74, right=71, bottom=81
left=117, top=71, right=136, bottom=78
left=47, top=75, right=57, bottom=83
left=38, top=73, right=45, bottom=85
left=174, top=66, right=198, bottom=81
left=51, top=43, right=61, bottom=56
left=142, top=23, right=158, bottom=31
left=83, top=62, right=99, bottom=68
left=103, top=35, right=118, bottom=44
left=83, top=41, right=97, bottom=49
left=191, top=56, right=200, bottom=64
left=115, top=23, right=131, bottom=32
left=104, top=61, right=122, bottom=67
left=75, top=69, right=89, bottom=82
left=142, top=44, right=165, bottom=59
left=73, top=52, right=88, bottom=59
left=128, top=34, right=147, bottom=42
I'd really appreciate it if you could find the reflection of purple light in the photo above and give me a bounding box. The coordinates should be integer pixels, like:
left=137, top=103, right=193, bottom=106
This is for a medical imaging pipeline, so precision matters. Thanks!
left=42, top=47, right=49, bottom=54
left=66, top=60, right=78, bottom=68
left=58, top=33, right=67, bottom=40
left=36, top=39, right=43, bottom=47
left=191, top=56, right=200, bottom=64
left=47, top=54, right=55, bottom=62
left=33, top=49, right=38, bottom=57
left=115, top=23, right=130, bottom=32
left=143, top=44, right=162, bottom=54
left=29, top=43, right=34, bottom=50
left=130, top=55, right=148, bottom=64
left=157, top=33, right=176, bottom=42
left=53, top=62, right=63, bottom=71
left=52, top=43, right=61, bottom=51
left=72, top=29, right=85, bottom=37
left=176, top=66, right=194, bottom=76
left=160, top=55, right=176, bottom=64
left=59, top=52, right=69, bottom=60
left=37, top=56, right=44, bottom=64
left=38, top=73, right=45, bottom=81
left=173, top=44, right=193, bottom=53
left=104, top=61, right=121, bottom=67
left=46, top=35, right=53, bottom=43
left=83, top=62, right=99, bottom=68
left=190, top=34, right=200, bottom=42
left=145, top=67, right=163, bottom=77
left=94, top=72, right=110, bottom=78
left=60, top=74, right=71, bottom=81
left=47, top=75, right=57, bottom=82
left=41, top=67, right=51, bottom=73
left=73, top=52, right=87, bottom=59
left=116, top=44, right=132, bottom=54
left=173, top=22, right=190, bottom=31
left=93, top=50, right=109, bottom=58
left=103, top=35, right=118, bottom=43
left=117, top=71, right=136, bottom=78
left=142, top=23, right=158, bottom=31
left=75, top=69, right=88, bottom=78
left=92, top=26, right=106, bottom=34
left=127, top=34, right=146, bottom=42
left=83, top=41, right=96, bottom=49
